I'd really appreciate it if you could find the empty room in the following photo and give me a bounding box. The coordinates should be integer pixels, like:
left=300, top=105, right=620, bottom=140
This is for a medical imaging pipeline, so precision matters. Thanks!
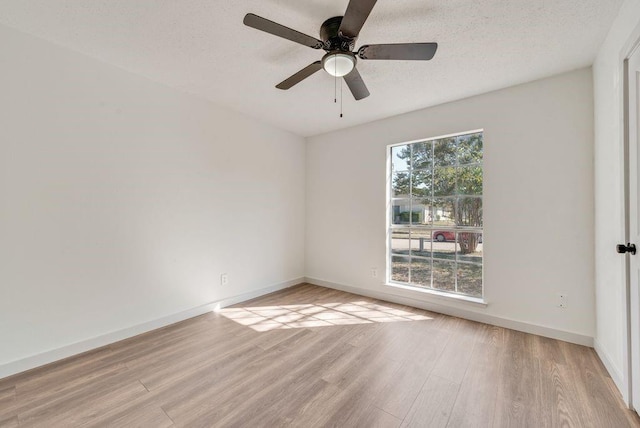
left=2, top=0, right=640, bottom=426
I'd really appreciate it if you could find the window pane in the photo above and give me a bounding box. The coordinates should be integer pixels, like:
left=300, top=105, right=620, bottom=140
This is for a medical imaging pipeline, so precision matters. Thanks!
left=391, top=172, right=411, bottom=198
left=410, top=202, right=429, bottom=226
left=457, top=264, right=482, bottom=297
left=391, top=145, right=411, bottom=172
left=457, top=133, right=483, bottom=165
left=432, top=232, right=456, bottom=261
left=410, top=257, right=431, bottom=287
left=422, top=200, right=435, bottom=226
left=411, top=169, right=432, bottom=198
left=391, top=256, right=410, bottom=283
left=432, top=197, right=456, bottom=227
left=410, top=229, right=432, bottom=258
left=456, top=197, right=483, bottom=227
left=390, top=230, right=410, bottom=256
left=456, top=232, right=483, bottom=264
left=432, top=260, right=456, bottom=292
left=391, top=199, right=413, bottom=225
left=411, top=141, right=433, bottom=170
left=434, top=167, right=456, bottom=196
left=456, top=165, right=482, bottom=196
left=434, top=138, right=457, bottom=167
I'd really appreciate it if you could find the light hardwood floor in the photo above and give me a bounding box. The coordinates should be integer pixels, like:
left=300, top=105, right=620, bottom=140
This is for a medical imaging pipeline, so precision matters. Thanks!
left=1, top=283, right=639, bottom=427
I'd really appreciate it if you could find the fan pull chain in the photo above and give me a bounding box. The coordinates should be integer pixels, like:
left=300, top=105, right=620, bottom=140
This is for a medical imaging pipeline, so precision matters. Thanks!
left=334, top=60, right=337, bottom=103
left=340, top=78, right=343, bottom=118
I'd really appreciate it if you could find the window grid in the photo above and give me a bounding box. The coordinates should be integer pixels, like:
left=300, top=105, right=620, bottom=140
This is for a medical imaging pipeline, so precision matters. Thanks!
left=388, top=131, right=483, bottom=299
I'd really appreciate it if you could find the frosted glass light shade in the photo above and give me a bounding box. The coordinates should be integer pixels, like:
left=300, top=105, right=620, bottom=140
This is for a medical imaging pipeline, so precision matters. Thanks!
left=322, top=53, right=355, bottom=77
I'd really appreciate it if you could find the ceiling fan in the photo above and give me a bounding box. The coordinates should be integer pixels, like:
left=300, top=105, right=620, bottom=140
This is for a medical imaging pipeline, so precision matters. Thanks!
left=243, top=0, right=438, bottom=101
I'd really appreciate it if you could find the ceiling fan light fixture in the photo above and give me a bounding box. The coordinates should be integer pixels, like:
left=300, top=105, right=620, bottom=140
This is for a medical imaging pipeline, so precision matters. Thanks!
left=244, top=0, right=438, bottom=101
left=322, top=52, right=355, bottom=77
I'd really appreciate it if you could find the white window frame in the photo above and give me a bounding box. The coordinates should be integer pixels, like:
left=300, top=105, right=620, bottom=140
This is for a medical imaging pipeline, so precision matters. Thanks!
left=386, top=130, right=484, bottom=303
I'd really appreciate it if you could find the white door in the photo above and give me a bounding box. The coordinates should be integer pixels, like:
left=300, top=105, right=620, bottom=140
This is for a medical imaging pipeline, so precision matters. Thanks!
left=627, top=45, right=640, bottom=414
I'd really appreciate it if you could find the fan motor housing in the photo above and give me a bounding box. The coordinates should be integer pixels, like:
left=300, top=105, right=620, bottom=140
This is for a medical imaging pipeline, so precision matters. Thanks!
left=320, top=16, right=355, bottom=51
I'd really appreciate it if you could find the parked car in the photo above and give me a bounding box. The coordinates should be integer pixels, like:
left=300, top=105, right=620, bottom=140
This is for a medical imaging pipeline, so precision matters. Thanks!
left=433, top=231, right=455, bottom=242
left=433, top=231, right=483, bottom=243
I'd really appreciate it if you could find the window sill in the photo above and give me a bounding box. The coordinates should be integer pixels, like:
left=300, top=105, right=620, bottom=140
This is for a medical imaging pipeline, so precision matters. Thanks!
left=386, top=282, right=488, bottom=307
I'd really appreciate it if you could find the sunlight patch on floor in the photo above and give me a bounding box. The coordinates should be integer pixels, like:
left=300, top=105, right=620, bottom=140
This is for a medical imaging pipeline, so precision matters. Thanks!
left=219, top=301, right=433, bottom=331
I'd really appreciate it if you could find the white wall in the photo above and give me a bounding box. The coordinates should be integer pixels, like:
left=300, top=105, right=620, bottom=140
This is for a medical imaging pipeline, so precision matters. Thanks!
left=306, top=68, right=595, bottom=345
left=0, top=24, right=305, bottom=376
left=593, top=0, right=640, bottom=401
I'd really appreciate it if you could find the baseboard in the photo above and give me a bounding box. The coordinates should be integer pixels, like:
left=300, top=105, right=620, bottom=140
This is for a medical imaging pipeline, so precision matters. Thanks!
left=213, top=277, right=304, bottom=309
left=594, top=338, right=625, bottom=396
left=305, top=277, right=594, bottom=347
left=0, top=277, right=303, bottom=380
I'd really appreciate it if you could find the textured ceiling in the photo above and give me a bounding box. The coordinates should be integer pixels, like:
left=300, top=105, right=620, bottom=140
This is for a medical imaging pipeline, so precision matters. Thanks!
left=0, top=0, right=624, bottom=137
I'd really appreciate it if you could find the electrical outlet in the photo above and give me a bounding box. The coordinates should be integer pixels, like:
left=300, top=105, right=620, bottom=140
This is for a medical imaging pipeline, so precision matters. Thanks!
left=371, top=268, right=378, bottom=278
left=220, top=273, right=228, bottom=286
left=557, top=293, right=567, bottom=308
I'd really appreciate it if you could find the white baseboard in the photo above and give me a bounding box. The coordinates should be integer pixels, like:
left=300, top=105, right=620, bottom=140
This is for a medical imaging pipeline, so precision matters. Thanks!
left=306, top=277, right=594, bottom=347
left=0, top=277, right=303, bottom=380
left=594, top=338, right=625, bottom=397
left=213, top=277, right=304, bottom=309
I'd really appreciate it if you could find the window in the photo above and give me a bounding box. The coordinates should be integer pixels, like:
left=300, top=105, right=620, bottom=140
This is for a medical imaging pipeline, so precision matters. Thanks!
left=388, top=131, right=483, bottom=299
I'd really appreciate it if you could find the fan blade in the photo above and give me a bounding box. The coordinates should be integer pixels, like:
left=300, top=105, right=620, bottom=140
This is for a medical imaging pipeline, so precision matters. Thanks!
left=276, top=61, right=323, bottom=90
left=243, top=13, right=324, bottom=49
left=343, top=68, right=370, bottom=100
left=339, top=0, right=377, bottom=39
left=358, top=43, right=438, bottom=60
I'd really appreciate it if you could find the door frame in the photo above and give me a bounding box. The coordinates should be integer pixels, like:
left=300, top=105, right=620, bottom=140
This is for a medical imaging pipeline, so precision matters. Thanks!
left=623, top=32, right=640, bottom=411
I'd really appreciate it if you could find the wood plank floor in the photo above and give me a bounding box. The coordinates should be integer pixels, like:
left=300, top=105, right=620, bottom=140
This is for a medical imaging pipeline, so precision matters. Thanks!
left=1, top=283, right=638, bottom=427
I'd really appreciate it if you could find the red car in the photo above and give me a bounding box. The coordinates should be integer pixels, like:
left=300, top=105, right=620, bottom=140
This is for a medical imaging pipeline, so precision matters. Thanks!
left=433, top=231, right=482, bottom=243
left=433, top=231, right=455, bottom=242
